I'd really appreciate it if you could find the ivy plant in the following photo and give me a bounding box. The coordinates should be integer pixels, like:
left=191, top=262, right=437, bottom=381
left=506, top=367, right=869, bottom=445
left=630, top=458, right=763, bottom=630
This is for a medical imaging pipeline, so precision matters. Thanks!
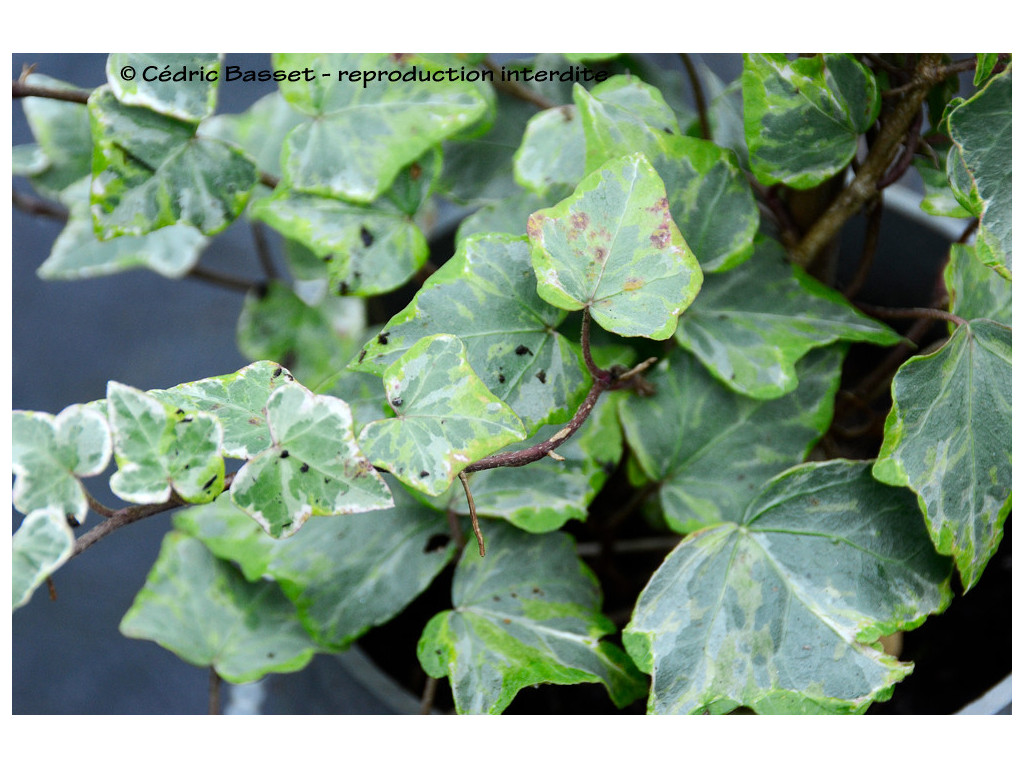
left=12, top=52, right=1011, bottom=715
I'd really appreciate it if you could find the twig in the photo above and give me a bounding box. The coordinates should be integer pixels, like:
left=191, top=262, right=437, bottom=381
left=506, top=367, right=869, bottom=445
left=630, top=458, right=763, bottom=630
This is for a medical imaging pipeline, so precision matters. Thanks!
left=877, top=107, right=923, bottom=190
left=186, top=264, right=263, bottom=294
left=880, top=57, right=978, bottom=98
left=13, top=79, right=91, bottom=104
left=458, top=471, right=485, bottom=557
left=46, top=576, right=58, bottom=601
left=482, top=58, right=556, bottom=111
left=855, top=302, right=965, bottom=327
left=209, top=667, right=222, bottom=715
left=419, top=676, right=439, bottom=715
left=72, top=475, right=235, bottom=558
left=792, top=54, right=945, bottom=267
left=84, top=489, right=117, bottom=518
left=12, top=189, right=69, bottom=222
left=679, top=53, right=710, bottom=141
left=843, top=197, right=884, bottom=299
left=580, top=310, right=603, bottom=381
left=250, top=221, right=279, bottom=281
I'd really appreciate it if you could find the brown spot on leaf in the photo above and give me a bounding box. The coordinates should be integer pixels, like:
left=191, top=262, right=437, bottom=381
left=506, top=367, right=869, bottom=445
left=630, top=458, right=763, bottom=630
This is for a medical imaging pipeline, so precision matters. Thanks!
left=623, top=277, right=644, bottom=291
left=526, top=216, right=542, bottom=240
left=409, top=163, right=422, bottom=180
left=595, top=246, right=607, bottom=262
left=647, top=197, right=670, bottom=213
left=650, top=230, right=671, bottom=249
left=571, top=212, right=590, bottom=230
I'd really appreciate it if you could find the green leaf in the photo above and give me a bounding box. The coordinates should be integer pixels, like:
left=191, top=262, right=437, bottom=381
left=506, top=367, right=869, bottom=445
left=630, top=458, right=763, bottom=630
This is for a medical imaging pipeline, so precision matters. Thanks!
left=13, top=404, right=112, bottom=523
left=119, top=532, right=318, bottom=683
left=946, top=68, right=1011, bottom=277
left=575, top=76, right=757, bottom=273
left=230, top=381, right=392, bottom=538
left=358, top=334, right=527, bottom=495
left=674, top=236, right=900, bottom=398
left=574, top=76, right=680, bottom=175
left=106, top=54, right=221, bottom=123
left=874, top=320, right=1011, bottom=590
left=527, top=152, right=703, bottom=340
left=13, top=508, right=76, bottom=610
left=913, top=156, right=974, bottom=219
left=275, top=53, right=489, bottom=202
left=198, top=91, right=306, bottom=177
left=742, top=53, right=880, bottom=188
left=417, top=521, right=647, bottom=714
left=107, top=381, right=224, bottom=505
left=646, top=135, right=758, bottom=273
left=974, top=54, right=1001, bottom=86
left=18, top=74, right=94, bottom=199
left=349, top=234, right=588, bottom=435
left=88, top=87, right=258, bottom=237
left=623, top=460, right=953, bottom=715
left=944, top=243, right=1012, bottom=325
left=450, top=395, right=623, bottom=533
left=150, top=361, right=297, bottom=460
left=175, top=479, right=456, bottom=650
left=251, top=186, right=428, bottom=297
left=513, top=104, right=586, bottom=194
left=235, top=280, right=365, bottom=387
left=38, top=178, right=208, bottom=280
left=619, top=346, right=842, bottom=533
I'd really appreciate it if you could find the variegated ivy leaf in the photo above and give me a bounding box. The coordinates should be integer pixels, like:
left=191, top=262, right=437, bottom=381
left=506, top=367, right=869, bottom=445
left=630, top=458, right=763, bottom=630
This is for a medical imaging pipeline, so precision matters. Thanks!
left=674, top=236, right=900, bottom=399
left=358, top=334, right=526, bottom=495
left=619, top=346, right=842, bottom=533
left=455, top=187, right=568, bottom=243
left=107, top=381, right=224, bottom=505
left=527, top=153, right=703, bottom=340
left=874, top=319, right=1011, bottom=590
left=742, top=53, right=881, bottom=189
left=349, top=233, right=588, bottom=435
left=230, top=381, right=392, bottom=538
left=89, top=86, right=258, bottom=238
left=38, top=177, right=208, bottom=280
left=946, top=67, right=1011, bottom=277
left=573, top=77, right=680, bottom=175
left=513, top=104, right=586, bottom=195
left=106, top=54, right=221, bottom=123
left=17, top=74, right=94, bottom=200
left=251, top=185, right=428, bottom=297
left=13, top=508, right=75, bottom=610
left=13, top=404, right=112, bottom=523
left=150, top=361, right=296, bottom=460
left=198, top=91, right=306, bottom=178
left=944, top=243, right=1012, bottom=325
left=275, top=53, right=489, bottom=202
left=175, top=478, right=455, bottom=650
left=417, top=521, right=647, bottom=714
left=235, top=281, right=365, bottom=389
left=913, top=157, right=973, bottom=219
left=624, top=461, right=953, bottom=715
left=449, top=395, right=623, bottom=533
left=576, top=81, right=758, bottom=273
left=120, top=532, right=318, bottom=683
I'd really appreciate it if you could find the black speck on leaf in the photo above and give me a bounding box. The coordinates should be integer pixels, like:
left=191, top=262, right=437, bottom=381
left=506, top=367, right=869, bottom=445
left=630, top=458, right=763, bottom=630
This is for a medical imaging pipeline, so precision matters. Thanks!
left=497, top=373, right=506, bottom=383
left=202, top=476, right=216, bottom=490
left=392, top=397, right=403, bottom=408
left=300, top=463, right=310, bottom=473
left=423, top=533, right=449, bottom=553
left=360, top=226, right=374, bottom=247
left=378, top=332, right=390, bottom=345
left=536, top=370, right=547, bottom=384
left=515, top=345, right=532, bottom=356
left=358, top=349, right=367, bottom=363
left=338, top=282, right=349, bottom=295
left=273, top=366, right=283, bottom=378
left=280, top=450, right=290, bottom=459
left=419, top=470, right=430, bottom=478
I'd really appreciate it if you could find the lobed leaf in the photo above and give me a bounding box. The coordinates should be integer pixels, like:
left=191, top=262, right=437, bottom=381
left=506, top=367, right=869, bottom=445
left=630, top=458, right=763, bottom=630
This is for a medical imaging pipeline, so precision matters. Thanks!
left=13, top=508, right=76, bottom=611
left=230, top=381, right=392, bottom=538
left=107, top=381, right=224, bottom=505
left=946, top=67, right=1012, bottom=277
left=674, top=236, right=900, bottom=398
left=275, top=53, right=489, bottom=202
left=88, top=87, right=258, bottom=237
left=176, top=478, right=456, bottom=650
left=944, top=243, right=1012, bottom=325
left=120, top=532, right=318, bottom=683
left=874, top=320, right=1011, bottom=590
left=349, top=234, right=588, bottom=434
left=513, top=104, right=586, bottom=195
left=742, top=53, right=880, bottom=189
left=106, top=54, right=221, bottom=123
left=618, top=346, right=843, bottom=533
left=417, top=521, right=647, bottom=714
left=358, top=334, right=527, bottom=495
left=13, top=404, right=112, bottom=523
left=528, top=152, right=703, bottom=340
left=624, top=461, right=953, bottom=714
